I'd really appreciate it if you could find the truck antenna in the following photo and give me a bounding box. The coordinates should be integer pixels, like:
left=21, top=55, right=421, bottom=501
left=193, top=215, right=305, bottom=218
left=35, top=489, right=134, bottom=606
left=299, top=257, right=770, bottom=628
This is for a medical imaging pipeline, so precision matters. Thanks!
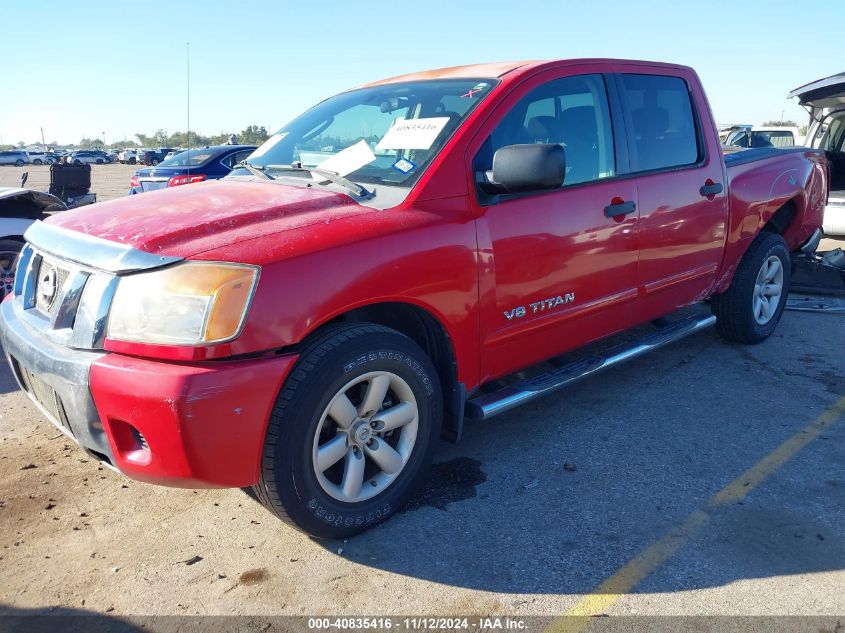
left=187, top=41, right=191, bottom=176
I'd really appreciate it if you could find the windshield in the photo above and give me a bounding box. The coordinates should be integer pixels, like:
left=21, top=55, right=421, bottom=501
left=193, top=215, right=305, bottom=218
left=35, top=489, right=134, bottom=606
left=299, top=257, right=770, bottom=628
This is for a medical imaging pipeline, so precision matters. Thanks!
left=159, top=148, right=216, bottom=167
left=238, top=78, right=497, bottom=189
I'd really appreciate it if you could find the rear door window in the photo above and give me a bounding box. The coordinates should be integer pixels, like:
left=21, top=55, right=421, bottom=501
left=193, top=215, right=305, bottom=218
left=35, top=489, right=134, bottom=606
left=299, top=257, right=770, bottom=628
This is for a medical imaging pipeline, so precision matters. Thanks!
left=619, top=74, right=701, bottom=172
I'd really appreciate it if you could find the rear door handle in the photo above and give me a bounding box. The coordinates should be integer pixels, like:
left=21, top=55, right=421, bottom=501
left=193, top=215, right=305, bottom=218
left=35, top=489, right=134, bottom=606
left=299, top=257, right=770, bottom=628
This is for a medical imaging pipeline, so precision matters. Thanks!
left=699, top=182, right=723, bottom=197
left=604, top=200, right=636, bottom=218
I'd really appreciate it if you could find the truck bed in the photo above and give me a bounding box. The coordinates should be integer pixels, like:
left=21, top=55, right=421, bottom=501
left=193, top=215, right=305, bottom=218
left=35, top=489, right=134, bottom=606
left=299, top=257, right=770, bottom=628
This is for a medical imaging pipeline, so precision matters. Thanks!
left=722, top=146, right=819, bottom=168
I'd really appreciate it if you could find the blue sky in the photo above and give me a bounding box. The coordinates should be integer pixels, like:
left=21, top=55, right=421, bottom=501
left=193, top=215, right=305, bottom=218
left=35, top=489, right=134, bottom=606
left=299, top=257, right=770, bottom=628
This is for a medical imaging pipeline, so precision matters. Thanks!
left=1, top=0, right=840, bottom=145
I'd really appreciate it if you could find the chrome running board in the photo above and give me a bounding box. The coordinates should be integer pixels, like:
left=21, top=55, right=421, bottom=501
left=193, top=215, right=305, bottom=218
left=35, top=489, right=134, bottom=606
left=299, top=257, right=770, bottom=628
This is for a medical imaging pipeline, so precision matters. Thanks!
left=465, top=314, right=717, bottom=421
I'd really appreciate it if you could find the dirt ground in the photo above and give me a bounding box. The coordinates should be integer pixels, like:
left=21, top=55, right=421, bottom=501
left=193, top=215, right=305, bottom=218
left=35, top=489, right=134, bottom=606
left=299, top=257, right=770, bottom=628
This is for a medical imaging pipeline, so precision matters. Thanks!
left=0, top=163, right=844, bottom=625
left=0, top=163, right=136, bottom=202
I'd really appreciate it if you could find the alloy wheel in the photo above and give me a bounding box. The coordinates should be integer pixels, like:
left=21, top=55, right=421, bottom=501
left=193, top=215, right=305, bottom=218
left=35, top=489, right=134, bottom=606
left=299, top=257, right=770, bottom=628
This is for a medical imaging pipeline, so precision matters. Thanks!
left=312, top=371, right=419, bottom=503
left=753, top=255, right=784, bottom=325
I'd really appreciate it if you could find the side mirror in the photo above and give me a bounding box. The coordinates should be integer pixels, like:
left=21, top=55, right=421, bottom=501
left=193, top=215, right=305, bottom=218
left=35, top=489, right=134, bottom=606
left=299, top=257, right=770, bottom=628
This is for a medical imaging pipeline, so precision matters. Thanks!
left=491, top=143, right=565, bottom=193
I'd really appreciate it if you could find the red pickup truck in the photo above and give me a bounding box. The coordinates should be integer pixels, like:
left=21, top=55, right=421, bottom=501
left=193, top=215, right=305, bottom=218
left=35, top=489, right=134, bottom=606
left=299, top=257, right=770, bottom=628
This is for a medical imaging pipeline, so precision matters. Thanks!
left=0, top=59, right=828, bottom=538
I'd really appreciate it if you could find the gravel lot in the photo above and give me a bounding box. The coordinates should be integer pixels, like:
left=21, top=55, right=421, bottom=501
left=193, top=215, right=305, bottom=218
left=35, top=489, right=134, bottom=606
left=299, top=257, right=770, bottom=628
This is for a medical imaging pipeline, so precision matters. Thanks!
left=0, top=164, right=844, bottom=625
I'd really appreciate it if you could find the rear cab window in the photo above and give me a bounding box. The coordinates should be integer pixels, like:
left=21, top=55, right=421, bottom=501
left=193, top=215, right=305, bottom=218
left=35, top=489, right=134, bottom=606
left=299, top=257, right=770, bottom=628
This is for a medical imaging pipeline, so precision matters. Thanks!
left=618, top=73, right=702, bottom=173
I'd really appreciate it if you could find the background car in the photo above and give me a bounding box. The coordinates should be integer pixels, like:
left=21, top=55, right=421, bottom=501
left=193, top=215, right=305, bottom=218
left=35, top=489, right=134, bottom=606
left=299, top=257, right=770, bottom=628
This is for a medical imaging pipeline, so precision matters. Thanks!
left=118, top=149, right=138, bottom=164
left=141, top=147, right=178, bottom=166
left=791, top=71, right=845, bottom=235
left=25, top=151, right=52, bottom=165
left=68, top=150, right=109, bottom=164
left=724, top=126, right=803, bottom=148
left=128, top=145, right=256, bottom=194
left=0, top=186, right=68, bottom=299
left=0, top=151, right=30, bottom=166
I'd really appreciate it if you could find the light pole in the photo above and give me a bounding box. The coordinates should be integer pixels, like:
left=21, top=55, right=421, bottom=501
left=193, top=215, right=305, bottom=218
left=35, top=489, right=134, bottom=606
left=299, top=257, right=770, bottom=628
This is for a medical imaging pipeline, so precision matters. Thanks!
left=40, top=127, right=46, bottom=150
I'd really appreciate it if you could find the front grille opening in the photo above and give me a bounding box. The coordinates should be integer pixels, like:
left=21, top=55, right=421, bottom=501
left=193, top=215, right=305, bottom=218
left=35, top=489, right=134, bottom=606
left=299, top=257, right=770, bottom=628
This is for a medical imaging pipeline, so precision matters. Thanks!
left=108, top=419, right=152, bottom=465
left=12, top=356, right=74, bottom=435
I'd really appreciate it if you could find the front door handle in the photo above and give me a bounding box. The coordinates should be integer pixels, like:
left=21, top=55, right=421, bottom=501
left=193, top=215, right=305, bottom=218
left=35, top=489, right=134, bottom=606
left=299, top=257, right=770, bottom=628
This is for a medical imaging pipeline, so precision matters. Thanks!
left=699, top=182, right=723, bottom=197
left=604, top=200, right=636, bottom=218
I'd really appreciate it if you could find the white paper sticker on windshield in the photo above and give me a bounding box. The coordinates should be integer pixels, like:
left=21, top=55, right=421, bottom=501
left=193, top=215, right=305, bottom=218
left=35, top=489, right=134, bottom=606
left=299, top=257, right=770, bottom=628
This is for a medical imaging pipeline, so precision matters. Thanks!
left=376, top=117, right=450, bottom=151
left=249, top=132, right=288, bottom=159
left=313, top=139, right=376, bottom=178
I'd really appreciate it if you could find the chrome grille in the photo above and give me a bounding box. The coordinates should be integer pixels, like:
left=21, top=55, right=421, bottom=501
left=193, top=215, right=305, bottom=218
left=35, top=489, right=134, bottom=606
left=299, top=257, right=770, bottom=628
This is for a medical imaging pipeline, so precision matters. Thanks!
left=15, top=244, right=117, bottom=350
left=13, top=222, right=183, bottom=351
left=34, top=258, right=70, bottom=314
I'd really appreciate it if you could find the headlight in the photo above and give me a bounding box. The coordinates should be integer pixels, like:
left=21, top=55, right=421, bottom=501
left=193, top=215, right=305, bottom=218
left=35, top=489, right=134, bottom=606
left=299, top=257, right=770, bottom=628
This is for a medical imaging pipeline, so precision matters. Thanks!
left=107, top=262, right=259, bottom=345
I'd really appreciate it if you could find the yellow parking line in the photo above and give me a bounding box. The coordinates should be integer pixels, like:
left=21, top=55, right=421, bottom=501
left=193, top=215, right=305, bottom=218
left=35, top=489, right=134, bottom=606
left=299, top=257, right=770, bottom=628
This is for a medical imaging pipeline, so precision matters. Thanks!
left=546, top=394, right=845, bottom=633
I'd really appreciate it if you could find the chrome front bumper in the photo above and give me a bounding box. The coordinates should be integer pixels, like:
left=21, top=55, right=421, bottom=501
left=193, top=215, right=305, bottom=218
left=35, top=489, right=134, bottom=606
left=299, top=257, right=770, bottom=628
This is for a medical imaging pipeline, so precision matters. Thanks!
left=0, top=296, right=114, bottom=462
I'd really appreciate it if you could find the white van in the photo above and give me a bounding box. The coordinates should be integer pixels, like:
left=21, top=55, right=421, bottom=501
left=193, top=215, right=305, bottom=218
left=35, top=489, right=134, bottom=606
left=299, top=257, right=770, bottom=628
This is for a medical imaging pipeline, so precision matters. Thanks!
left=791, top=72, right=845, bottom=235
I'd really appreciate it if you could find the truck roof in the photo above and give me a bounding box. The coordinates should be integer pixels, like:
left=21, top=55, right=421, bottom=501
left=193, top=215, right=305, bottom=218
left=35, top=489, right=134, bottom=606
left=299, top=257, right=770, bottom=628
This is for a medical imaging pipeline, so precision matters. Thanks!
left=358, top=58, right=694, bottom=88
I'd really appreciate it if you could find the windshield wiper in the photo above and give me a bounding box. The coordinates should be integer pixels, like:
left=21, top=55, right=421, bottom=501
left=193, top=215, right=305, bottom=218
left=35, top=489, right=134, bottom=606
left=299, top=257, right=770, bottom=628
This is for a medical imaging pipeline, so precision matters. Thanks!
left=265, top=163, right=373, bottom=199
left=235, top=161, right=275, bottom=180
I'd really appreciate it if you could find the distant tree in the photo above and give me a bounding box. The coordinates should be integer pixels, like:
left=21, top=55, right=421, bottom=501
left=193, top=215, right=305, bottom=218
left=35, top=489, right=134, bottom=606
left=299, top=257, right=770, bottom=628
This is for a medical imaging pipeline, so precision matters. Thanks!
left=153, top=129, right=169, bottom=145
left=237, top=125, right=270, bottom=145
left=16, top=142, right=25, bottom=148
left=135, top=133, right=155, bottom=147
left=109, top=139, right=137, bottom=149
left=761, top=120, right=798, bottom=127
left=0, top=144, right=14, bottom=151
left=78, top=137, right=103, bottom=148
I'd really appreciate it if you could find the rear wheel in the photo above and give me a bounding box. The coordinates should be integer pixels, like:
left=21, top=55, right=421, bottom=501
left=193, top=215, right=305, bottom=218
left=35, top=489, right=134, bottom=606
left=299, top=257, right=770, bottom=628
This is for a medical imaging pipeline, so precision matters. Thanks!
left=253, top=323, right=442, bottom=538
left=33, top=159, right=42, bottom=165
left=712, top=232, right=790, bottom=344
left=0, top=240, right=24, bottom=300
left=151, top=158, right=160, bottom=166
left=14, top=160, right=24, bottom=167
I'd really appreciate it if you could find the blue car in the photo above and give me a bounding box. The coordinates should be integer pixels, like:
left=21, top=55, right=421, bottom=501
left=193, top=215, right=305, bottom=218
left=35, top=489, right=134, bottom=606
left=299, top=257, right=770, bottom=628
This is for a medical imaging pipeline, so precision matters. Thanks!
left=128, top=145, right=257, bottom=195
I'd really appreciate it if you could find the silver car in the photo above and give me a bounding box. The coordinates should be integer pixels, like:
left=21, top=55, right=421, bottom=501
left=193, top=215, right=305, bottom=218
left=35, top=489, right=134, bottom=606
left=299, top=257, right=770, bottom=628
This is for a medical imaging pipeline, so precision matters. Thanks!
left=0, top=151, right=30, bottom=166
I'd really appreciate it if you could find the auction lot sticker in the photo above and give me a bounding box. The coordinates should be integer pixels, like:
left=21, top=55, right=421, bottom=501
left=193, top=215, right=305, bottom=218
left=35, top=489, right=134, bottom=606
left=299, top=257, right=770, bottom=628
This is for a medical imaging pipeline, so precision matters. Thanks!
left=376, top=117, right=450, bottom=151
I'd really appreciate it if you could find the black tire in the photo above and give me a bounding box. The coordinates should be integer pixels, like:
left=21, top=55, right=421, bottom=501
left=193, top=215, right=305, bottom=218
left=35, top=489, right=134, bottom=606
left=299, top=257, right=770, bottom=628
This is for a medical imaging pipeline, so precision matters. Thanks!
left=73, top=159, right=81, bottom=165
left=253, top=323, right=442, bottom=538
left=151, top=158, right=160, bottom=166
left=14, top=160, right=24, bottom=167
left=33, top=159, right=42, bottom=165
left=712, top=232, right=790, bottom=344
left=0, top=239, right=24, bottom=300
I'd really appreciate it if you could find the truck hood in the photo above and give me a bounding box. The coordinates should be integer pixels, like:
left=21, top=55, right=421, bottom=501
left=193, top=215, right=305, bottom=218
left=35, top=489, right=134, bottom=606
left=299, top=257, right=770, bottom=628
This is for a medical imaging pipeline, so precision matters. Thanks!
left=789, top=72, right=845, bottom=119
left=46, top=179, right=368, bottom=259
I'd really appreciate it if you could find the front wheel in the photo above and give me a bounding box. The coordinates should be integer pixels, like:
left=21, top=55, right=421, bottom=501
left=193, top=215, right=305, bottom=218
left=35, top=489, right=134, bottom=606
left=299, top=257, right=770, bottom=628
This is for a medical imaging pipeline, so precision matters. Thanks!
left=253, top=323, right=442, bottom=538
left=712, top=232, right=790, bottom=344
left=33, top=159, right=42, bottom=165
